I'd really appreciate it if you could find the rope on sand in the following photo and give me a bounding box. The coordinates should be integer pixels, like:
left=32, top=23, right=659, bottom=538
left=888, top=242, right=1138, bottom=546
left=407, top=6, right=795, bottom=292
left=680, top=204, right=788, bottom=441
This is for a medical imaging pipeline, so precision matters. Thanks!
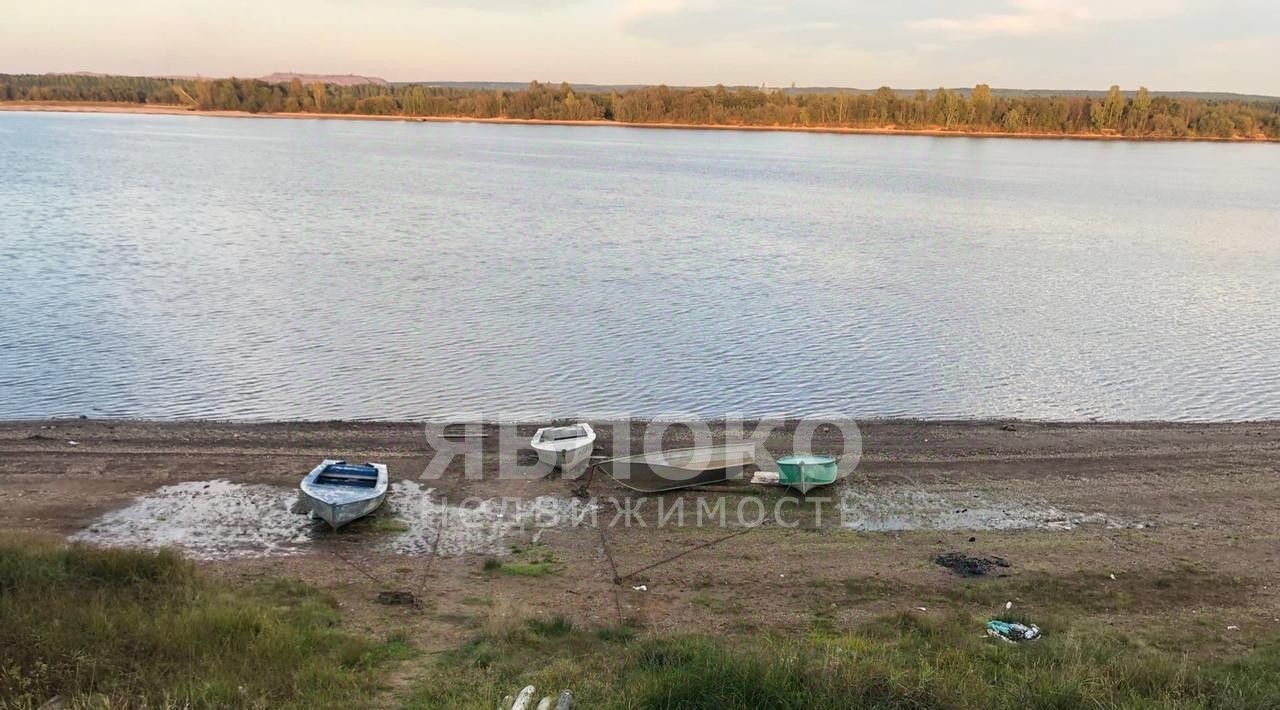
left=417, top=502, right=448, bottom=593
left=329, top=545, right=385, bottom=586
left=614, top=524, right=761, bottom=583
left=579, top=461, right=626, bottom=627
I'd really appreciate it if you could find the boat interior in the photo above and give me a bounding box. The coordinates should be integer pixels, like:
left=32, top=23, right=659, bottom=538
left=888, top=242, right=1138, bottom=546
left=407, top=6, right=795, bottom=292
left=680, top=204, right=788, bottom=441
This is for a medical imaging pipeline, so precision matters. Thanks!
left=598, top=443, right=757, bottom=492
left=643, top=448, right=749, bottom=471
left=538, top=425, right=588, bottom=442
left=315, top=462, right=380, bottom=488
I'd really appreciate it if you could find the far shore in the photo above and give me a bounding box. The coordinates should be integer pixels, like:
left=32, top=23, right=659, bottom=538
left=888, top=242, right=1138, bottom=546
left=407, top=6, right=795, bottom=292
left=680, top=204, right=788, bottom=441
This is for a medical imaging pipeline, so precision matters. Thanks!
left=4, top=100, right=1277, bottom=143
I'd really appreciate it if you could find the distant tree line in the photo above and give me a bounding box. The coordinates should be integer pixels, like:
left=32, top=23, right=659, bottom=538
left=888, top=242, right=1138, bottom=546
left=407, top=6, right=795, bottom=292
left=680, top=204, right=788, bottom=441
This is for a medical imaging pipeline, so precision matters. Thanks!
left=3, top=73, right=1278, bottom=140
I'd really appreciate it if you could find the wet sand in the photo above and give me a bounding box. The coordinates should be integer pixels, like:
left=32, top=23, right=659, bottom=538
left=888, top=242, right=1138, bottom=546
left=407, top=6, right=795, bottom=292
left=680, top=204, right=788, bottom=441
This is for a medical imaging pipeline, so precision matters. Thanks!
left=3, top=102, right=1277, bottom=143
left=2, top=418, right=1278, bottom=651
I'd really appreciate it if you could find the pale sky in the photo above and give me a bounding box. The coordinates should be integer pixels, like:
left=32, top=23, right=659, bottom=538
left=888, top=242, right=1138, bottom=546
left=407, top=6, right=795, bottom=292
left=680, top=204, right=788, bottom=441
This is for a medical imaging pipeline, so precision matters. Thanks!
left=3, top=0, right=1279, bottom=94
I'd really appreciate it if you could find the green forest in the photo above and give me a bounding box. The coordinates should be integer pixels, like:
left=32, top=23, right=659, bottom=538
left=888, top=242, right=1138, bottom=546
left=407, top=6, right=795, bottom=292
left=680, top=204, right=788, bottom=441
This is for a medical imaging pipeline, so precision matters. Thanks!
left=3, top=73, right=1279, bottom=139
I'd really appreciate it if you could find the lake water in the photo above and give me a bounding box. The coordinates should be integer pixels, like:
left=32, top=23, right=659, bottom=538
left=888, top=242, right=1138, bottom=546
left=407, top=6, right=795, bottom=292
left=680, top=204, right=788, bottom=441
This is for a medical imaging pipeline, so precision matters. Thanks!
left=1, top=110, right=1278, bottom=421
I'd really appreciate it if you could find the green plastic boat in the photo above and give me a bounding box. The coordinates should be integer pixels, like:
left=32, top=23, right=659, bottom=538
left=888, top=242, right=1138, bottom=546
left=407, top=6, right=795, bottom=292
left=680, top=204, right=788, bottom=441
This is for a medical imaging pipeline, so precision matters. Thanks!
left=776, top=454, right=838, bottom=493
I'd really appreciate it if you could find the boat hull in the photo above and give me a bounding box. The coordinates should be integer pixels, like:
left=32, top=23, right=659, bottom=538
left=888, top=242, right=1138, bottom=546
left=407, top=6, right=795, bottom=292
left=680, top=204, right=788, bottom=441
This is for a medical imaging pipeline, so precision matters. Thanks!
left=601, top=442, right=755, bottom=493
left=776, top=454, right=838, bottom=494
left=299, top=460, right=390, bottom=530
left=535, top=445, right=593, bottom=474
left=300, top=488, right=387, bottom=529
left=531, top=423, right=596, bottom=476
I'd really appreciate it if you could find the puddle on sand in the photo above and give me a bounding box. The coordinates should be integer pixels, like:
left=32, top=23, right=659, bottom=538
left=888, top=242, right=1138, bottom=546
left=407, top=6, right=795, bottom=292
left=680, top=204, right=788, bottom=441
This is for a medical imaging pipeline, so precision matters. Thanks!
left=838, top=488, right=1133, bottom=532
left=70, top=479, right=596, bottom=559
left=384, top=481, right=595, bottom=557
left=70, top=480, right=311, bottom=559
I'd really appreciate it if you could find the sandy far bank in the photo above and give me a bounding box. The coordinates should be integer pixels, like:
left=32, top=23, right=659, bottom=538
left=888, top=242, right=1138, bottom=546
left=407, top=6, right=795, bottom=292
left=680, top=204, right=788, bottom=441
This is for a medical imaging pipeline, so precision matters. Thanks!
left=3, top=101, right=1277, bottom=143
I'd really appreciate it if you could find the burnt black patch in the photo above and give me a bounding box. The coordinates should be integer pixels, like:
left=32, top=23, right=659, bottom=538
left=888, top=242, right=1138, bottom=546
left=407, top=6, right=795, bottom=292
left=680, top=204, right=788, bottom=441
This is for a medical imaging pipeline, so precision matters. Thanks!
left=934, top=552, right=1011, bottom=577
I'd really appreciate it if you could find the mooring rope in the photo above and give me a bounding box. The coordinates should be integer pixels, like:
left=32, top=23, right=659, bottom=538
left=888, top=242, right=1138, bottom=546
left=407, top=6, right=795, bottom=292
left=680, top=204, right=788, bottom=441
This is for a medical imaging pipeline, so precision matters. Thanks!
left=614, top=524, right=761, bottom=583
left=595, top=519, right=627, bottom=627
left=329, top=545, right=385, bottom=586
left=418, top=501, right=448, bottom=593
left=579, top=460, right=626, bottom=627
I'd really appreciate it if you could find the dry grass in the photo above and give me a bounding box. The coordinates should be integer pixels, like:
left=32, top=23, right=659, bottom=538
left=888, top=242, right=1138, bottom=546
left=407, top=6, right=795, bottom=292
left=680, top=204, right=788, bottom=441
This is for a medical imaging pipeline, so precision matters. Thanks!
left=0, top=534, right=412, bottom=709
left=6, top=534, right=1279, bottom=709
left=480, top=594, right=525, bottom=641
left=409, top=610, right=1280, bottom=709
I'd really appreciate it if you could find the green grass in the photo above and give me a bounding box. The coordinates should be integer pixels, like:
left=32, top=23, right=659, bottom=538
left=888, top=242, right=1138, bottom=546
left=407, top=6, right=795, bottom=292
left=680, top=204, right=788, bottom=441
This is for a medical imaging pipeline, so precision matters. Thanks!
left=496, top=562, right=556, bottom=577
left=360, top=515, right=410, bottom=534
left=690, top=592, right=744, bottom=615
left=408, top=609, right=1280, bottom=709
left=483, top=544, right=560, bottom=578
left=595, top=625, right=638, bottom=643
left=526, top=616, right=574, bottom=638
left=0, top=535, right=411, bottom=709
left=8, top=534, right=1279, bottom=709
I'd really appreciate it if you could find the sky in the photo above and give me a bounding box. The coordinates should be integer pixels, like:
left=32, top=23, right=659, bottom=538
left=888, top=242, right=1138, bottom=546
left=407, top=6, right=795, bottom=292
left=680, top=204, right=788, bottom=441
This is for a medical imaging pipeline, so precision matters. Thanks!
left=2, top=0, right=1279, bottom=94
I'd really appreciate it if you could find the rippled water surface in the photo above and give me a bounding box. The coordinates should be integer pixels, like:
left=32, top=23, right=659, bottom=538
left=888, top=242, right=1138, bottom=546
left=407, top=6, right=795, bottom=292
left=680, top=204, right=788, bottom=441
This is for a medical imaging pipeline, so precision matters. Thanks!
left=2, top=111, right=1278, bottom=420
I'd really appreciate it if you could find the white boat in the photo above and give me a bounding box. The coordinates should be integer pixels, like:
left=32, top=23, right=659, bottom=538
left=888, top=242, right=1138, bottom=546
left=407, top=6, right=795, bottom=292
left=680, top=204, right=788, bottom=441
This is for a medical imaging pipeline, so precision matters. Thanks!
left=531, top=423, right=596, bottom=476
left=300, top=459, right=389, bottom=529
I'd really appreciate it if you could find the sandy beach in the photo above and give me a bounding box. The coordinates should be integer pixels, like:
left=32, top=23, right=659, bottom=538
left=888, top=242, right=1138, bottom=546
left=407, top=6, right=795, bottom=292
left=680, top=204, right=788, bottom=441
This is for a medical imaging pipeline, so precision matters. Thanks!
left=3, top=417, right=1277, bottom=654
left=4, top=101, right=1277, bottom=143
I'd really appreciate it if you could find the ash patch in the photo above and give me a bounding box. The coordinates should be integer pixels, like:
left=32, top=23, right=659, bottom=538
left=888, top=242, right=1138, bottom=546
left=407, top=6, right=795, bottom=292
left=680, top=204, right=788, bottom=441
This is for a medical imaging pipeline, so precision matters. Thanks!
left=384, top=481, right=595, bottom=557
left=69, top=480, right=311, bottom=559
left=934, top=552, right=1011, bottom=577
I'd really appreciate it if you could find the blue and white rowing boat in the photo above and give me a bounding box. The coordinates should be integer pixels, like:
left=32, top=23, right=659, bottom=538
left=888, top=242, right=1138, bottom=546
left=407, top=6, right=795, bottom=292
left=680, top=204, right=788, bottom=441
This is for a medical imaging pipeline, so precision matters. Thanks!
left=299, top=459, right=389, bottom=529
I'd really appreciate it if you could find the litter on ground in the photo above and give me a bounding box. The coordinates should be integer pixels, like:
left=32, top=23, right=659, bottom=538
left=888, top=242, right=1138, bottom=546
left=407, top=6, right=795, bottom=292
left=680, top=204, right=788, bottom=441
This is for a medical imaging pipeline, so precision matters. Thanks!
left=986, top=620, right=1041, bottom=643
left=500, top=687, right=571, bottom=710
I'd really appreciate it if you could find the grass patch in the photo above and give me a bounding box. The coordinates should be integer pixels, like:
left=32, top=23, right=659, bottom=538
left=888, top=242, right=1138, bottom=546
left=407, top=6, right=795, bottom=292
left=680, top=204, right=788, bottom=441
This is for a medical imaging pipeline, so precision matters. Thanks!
left=526, top=616, right=573, bottom=638
left=0, top=535, right=410, bottom=708
left=497, top=562, right=556, bottom=577
left=360, top=515, right=410, bottom=534
left=408, top=609, right=1280, bottom=709
left=690, top=592, right=743, bottom=615
left=595, top=625, right=638, bottom=643
left=937, top=564, right=1252, bottom=615
left=484, top=544, right=560, bottom=578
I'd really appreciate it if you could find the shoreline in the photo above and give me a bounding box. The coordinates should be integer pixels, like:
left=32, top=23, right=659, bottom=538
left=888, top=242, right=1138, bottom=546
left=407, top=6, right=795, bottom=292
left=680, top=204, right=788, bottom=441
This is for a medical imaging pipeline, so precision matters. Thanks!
left=7, top=414, right=1280, bottom=428
left=4, top=416, right=1278, bottom=671
left=4, top=101, right=1277, bottom=143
